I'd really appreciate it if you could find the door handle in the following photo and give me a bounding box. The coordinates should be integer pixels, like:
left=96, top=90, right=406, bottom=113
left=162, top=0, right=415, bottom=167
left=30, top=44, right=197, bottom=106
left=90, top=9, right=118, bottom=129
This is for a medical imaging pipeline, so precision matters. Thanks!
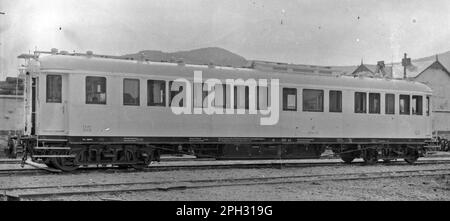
left=62, top=101, right=67, bottom=114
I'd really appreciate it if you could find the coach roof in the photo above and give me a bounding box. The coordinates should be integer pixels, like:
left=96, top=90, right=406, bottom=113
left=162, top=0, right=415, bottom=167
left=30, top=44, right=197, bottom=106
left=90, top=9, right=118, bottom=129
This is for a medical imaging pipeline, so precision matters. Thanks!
left=37, top=54, right=432, bottom=94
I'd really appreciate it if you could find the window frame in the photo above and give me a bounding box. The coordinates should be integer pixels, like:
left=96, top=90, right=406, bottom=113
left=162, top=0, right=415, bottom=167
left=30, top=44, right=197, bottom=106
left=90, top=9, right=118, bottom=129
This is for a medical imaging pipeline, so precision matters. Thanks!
left=399, top=94, right=410, bottom=115
left=233, top=86, right=247, bottom=110
left=169, top=81, right=184, bottom=107
left=147, top=80, right=166, bottom=107
left=412, top=95, right=423, bottom=115
left=283, top=88, right=297, bottom=111
left=385, top=93, right=395, bottom=115
left=329, top=90, right=342, bottom=113
left=123, top=78, right=140, bottom=106
left=354, top=92, right=367, bottom=113
left=46, top=75, right=62, bottom=103
left=302, top=89, right=324, bottom=112
left=257, top=86, right=269, bottom=111
left=86, top=76, right=107, bottom=105
left=369, top=93, right=381, bottom=114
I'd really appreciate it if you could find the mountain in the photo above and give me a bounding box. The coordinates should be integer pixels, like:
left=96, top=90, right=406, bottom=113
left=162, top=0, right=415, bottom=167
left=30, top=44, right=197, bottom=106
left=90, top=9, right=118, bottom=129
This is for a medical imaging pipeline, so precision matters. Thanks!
left=122, top=47, right=249, bottom=68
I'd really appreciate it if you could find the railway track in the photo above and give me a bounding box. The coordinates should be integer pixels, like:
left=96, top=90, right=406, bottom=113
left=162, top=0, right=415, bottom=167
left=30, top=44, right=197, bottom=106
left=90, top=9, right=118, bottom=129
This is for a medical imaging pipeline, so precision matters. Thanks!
left=0, top=168, right=54, bottom=177
left=2, top=167, right=449, bottom=201
left=0, top=158, right=450, bottom=177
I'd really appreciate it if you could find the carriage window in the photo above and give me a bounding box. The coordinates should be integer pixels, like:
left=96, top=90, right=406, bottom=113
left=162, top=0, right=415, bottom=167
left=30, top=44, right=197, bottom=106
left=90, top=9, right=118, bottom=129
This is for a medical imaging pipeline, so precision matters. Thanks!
left=169, top=81, right=184, bottom=107
left=303, top=89, right=323, bottom=112
left=222, top=84, right=228, bottom=109
left=399, top=95, right=410, bottom=115
left=46, top=75, right=62, bottom=103
left=245, top=86, right=250, bottom=110
left=212, top=84, right=225, bottom=108
left=283, top=88, right=297, bottom=111
left=412, top=95, right=423, bottom=115
left=385, top=94, right=395, bottom=114
left=257, top=86, right=269, bottom=110
left=147, top=80, right=166, bottom=106
left=234, top=86, right=246, bottom=109
left=329, top=90, right=342, bottom=112
left=123, top=79, right=140, bottom=106
left=194, top=83, right=205, bottom=108
left=86, top=77, right=106, bottom=104
left=354, top=92, right=367, bottom=113
left=369, top=93, right=380, bottom=114
left=426, top=96, right=430, bottom=116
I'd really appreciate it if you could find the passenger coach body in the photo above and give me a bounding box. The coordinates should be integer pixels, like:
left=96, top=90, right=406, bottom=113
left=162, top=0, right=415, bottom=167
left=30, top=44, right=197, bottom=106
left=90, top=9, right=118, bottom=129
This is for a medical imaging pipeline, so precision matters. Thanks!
left=13, top=52, right=433, bottom=171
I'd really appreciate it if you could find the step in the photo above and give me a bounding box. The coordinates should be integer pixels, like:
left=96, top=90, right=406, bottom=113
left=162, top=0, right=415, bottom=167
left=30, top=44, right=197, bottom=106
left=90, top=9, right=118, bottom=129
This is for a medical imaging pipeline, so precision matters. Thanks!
left=33, top=147, right=71, bottom=150
left=31, top=155, right=76, bottom=158
left=37, top=139, right=68, bottom=143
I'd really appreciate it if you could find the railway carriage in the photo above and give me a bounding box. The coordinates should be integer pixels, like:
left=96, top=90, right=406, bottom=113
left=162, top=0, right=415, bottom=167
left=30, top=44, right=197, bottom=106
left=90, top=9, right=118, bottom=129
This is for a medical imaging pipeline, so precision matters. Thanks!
left=9, top=49, right=433, bottom=171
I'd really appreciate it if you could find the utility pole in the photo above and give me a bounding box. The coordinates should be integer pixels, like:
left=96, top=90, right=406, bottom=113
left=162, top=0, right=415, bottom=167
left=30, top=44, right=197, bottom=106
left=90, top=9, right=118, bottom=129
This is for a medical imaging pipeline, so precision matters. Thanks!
left=402, top=53, right=411, bottom=79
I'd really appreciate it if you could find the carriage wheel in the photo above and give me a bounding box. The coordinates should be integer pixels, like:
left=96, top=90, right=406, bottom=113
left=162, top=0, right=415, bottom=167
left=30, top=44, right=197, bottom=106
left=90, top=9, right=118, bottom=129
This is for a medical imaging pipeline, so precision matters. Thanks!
left=51, top=150, right=80, bottom=172
left=341, top=155, right=355, bottom=164
left=44, top=159, right=56, bottom=169
left=131, top=148, right=153, bottom=170
left=52, top=158, right=79, bottom=172
left=363, top=149, right=378, bottom=165
left=404, top=148, right=419, bottom=164
left=339, top=146, right=359, bottom=164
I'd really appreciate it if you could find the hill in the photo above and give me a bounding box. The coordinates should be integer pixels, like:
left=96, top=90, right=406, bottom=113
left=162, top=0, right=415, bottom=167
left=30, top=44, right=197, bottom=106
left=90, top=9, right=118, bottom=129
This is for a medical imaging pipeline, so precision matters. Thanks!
left=122, top=47, right=249, bottom=68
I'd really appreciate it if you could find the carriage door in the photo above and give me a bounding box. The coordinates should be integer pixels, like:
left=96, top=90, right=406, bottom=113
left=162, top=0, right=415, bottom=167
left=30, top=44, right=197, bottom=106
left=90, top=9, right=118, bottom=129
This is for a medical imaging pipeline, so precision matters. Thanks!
left=40, top=74, right=68, bottom=135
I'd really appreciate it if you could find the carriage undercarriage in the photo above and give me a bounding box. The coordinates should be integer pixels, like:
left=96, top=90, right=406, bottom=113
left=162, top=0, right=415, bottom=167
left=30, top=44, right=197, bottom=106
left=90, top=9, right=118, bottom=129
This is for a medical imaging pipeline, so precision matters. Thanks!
left=7, top=135, right=426, bottom=172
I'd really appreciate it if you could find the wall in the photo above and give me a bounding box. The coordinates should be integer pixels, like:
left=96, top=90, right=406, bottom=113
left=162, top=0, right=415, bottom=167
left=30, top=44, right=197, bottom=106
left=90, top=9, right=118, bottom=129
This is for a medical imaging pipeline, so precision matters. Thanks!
left=0, top=95, right=24, bottom=157
left=415, top=66, right=450, bottom=138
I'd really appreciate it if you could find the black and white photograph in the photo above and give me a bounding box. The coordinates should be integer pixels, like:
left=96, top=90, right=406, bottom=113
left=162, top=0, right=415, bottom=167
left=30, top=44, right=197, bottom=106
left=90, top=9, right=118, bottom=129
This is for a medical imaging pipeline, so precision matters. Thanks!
left=0, top=0, right=449, bottom=206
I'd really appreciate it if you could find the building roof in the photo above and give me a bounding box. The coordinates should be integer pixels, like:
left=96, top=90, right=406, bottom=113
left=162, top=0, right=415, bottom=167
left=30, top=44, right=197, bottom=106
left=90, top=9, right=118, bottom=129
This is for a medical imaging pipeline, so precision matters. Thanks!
left=414, top=59, right=450, bottom=79
left=350, top=62, right=374, bottom=76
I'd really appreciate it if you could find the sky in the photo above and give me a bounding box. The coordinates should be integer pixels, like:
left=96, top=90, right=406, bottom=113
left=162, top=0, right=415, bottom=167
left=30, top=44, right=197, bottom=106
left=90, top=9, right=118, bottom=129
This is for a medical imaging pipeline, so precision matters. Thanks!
left=1, top=0, right=450, bottom=79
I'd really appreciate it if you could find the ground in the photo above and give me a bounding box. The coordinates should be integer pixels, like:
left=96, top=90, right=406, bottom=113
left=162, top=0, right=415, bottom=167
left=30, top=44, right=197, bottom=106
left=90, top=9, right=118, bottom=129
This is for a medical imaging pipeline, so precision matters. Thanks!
left=0, top=161, right=449, bottom=201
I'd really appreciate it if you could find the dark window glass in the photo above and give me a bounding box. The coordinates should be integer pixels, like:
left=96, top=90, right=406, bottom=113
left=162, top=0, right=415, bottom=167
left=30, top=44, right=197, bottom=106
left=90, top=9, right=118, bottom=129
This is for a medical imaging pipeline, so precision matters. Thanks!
left=303, top=89, right=324, bottom=112
left=283, top=88, right=297, bottom=111
left=329, top=90, right=342, bottom=112
left=86, top=77, right=106, bottom=104
left=369, top=93, right=380, bottom=114
left=412, top=95, right=423, bottom=115
left=46, top=75, right=62, bottom=103
left=385, top=94, right=395, bottom=115
left=147, top=80, right=166, bottom=106
left=426, top=96, right=430, bottom=116
left=169, top=81, right=184, bottom=107
left=399, top=95, right=410, bottom=115
left=123, top=79, right=140, bottom=106
left=245, top=86, right=249, bottom=110
left=354, top=92, right=367, bottom=113
left=223, top=84, right=228, bottom=109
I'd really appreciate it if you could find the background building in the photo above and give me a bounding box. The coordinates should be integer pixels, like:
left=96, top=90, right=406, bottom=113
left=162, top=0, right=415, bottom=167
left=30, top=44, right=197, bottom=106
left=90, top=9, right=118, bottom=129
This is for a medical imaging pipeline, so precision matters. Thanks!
left=0, top=77, right=24, bottom=157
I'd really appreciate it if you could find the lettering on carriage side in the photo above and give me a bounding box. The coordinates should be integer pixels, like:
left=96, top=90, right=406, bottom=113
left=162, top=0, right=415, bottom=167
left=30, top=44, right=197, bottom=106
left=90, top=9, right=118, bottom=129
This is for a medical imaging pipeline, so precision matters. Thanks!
left=170, top=70, right=280, bottom=125
left=82, top=124, right=92, bottom=132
